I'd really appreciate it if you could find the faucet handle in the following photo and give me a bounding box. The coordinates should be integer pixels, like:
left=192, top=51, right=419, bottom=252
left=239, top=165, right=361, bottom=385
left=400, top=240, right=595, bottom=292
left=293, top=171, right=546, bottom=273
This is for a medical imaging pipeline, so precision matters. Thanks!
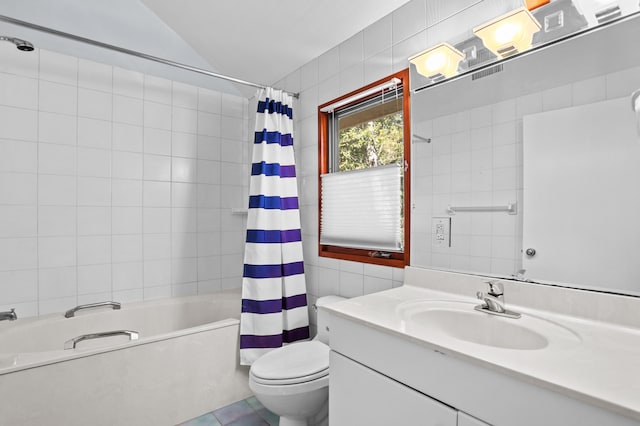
left=486, top=280, right=503, bottom=296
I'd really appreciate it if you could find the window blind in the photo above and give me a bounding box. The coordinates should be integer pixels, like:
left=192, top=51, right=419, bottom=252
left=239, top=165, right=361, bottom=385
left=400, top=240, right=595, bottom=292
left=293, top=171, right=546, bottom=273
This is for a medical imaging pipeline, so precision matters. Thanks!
left=320, top=164, right=403, bottom=252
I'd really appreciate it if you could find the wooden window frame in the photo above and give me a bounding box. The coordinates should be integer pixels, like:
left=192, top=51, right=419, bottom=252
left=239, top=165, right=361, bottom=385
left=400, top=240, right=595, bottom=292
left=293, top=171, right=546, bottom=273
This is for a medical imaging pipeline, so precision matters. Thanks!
left=317, top=69, right=411, bottom=268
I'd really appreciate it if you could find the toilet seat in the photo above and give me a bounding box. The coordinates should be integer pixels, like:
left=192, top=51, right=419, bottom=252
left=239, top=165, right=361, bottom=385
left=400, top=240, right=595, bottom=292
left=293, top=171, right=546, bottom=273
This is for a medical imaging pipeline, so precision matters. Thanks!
left=250, top=341, right=330, bottom=386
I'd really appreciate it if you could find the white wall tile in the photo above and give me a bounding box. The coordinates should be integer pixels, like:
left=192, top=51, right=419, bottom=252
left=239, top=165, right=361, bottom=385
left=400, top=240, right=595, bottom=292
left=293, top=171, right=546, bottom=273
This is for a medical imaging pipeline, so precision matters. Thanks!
left=0, top=172, right=37, bottom=205
left=143, top=181, right=171, bottom=207
left=0, top=269, right=38, bottom=304
left=144, top=75, right=172, bottom=104
left=144, top=259, right=172, bottom=286
left=173, top=208, right=197, bottom=233
left=38, top=236, right=76, bottom=268
left=78, top=59, right=112, bottom=92
left=112, top=262, right=143, bottom=291
left=39, top=50, right=77, bottom=85
left=77, top=147, right=111, bottom=177
left=392, top=0, right=426, bottom=43
left=0, top=238, right=37, bottom=271
left=77, top=206, right=110, bottom=236
left=78, top=264, right=111, bottom=295
left=172, top=132, right=198, bottom=158
left=39, top=81, right=77, bottom=115
left=144, top=101, right=172, bottom=130
left=172, top=233, right=197, bottom=258
left=0, top=139, right=37, bottom=173
left=78, top=88, right=112, bottom=120
left=318, top=46, right=339, bottom=83
left=77, top=177, right=111, bottom=206
left=144, top=128, right=172, bottom=155
left=39, top=266, right=76, bottom=299
left=0, top=73, right=38, bottom=109
left=198, top=88, right=221, bottom=114
left=0, top=105, right=38, bottom=141
left=114, top=67, right=144, bottom=98
left=38, top=143, right=76, bottom=176
left=143, top=207, right=171, bottom=233
left=172, top=106, right=198, bottom=134
left=38, top=175, right=75, bottom=206
left=112, top=234, right=143, bottom=263
left=38, top=206, right=76, bottom=237
left=78, top=117, right=111, bottom=149
left=112, top=206, right=142, bottom=235
left=172, top=157, right=196, bottom=183
left=0, top=205, right=37, bottom=237
left=144, top=233, right=171, bottom=260
left=143, top=154, right=171, bottom=181
left=173, top=81, right=198, bottom=109
left=364, top=15, right=392, bottom=59
left=112, top=151, right=143, bottom=179
left=197, top=111, right=220, bottom=137
left=77, top=235, right=111, bottom=265
left=113, top=95, right=144, bottom=125
left=113, top=123, right=143, bottom=152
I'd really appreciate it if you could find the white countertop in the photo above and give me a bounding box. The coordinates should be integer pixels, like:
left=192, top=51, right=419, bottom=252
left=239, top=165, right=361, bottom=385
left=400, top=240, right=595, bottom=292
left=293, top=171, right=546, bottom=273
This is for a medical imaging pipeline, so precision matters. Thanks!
left=325, top=277, right=640, bottom=422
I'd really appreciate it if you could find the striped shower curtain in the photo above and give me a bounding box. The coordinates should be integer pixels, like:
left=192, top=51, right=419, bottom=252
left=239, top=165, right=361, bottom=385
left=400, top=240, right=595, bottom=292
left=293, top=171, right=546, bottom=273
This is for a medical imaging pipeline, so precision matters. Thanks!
left=240, top=88, right=309, bottom=365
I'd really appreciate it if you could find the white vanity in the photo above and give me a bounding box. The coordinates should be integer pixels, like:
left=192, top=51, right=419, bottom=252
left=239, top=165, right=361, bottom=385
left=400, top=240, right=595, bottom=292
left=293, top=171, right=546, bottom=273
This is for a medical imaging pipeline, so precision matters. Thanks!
left=324, top=267, right=640, bottom=426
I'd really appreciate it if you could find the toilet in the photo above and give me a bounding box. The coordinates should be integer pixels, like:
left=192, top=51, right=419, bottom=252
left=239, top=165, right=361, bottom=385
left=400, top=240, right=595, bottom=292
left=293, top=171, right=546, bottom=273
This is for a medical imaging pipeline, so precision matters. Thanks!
left=249, top=295, right=346, bottom=426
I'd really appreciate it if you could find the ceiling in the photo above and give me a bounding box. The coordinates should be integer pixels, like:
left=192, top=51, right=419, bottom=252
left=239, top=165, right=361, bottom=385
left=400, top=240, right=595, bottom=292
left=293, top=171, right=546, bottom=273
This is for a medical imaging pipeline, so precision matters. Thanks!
left=0, top=0, right=410, bottom=96
left=141, top=0, right=412, bottom=94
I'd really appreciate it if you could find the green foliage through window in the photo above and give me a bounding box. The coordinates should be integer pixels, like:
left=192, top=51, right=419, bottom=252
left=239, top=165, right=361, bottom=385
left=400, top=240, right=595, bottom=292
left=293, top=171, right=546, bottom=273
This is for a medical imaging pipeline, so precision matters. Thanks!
left=338, top=112, right=404, bottom=172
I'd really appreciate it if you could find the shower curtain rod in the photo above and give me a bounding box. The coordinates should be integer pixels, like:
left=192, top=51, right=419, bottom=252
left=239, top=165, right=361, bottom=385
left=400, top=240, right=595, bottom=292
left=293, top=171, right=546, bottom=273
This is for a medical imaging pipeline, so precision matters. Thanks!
left=0, top=14, right=299, bottom=99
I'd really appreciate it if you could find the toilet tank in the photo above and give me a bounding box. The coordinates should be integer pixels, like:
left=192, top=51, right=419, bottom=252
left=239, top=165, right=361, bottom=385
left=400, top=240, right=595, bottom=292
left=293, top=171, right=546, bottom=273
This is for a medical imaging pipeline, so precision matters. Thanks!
left=315, top=295, right=346, bottom=344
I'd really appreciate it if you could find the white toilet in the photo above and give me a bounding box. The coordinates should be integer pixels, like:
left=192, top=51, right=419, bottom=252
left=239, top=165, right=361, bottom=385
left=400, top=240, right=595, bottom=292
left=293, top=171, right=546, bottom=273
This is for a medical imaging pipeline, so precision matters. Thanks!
left=249, top=295, right=346, bottom=426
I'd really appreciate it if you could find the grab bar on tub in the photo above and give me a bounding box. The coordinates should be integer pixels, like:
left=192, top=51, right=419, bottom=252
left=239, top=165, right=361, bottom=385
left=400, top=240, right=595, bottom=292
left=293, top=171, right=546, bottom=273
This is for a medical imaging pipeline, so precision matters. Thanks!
left=64, top=301, right=121, bottom=318
left=64, top=330, right=139, bottom=350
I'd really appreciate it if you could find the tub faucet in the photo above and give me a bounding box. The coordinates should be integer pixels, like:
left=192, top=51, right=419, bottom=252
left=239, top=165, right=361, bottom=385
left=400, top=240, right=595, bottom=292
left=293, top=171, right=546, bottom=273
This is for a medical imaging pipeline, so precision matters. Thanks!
left=475, top=281, right=521, bottom=319
left=0, top=308, right=17, bottom=321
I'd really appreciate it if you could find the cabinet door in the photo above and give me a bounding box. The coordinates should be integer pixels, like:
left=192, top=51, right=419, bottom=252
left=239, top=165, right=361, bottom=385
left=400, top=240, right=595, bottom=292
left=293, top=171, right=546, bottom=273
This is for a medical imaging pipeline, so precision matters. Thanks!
left=458, top=411, right=491, bottom=426
left=330, top=351, right=457, bottom=426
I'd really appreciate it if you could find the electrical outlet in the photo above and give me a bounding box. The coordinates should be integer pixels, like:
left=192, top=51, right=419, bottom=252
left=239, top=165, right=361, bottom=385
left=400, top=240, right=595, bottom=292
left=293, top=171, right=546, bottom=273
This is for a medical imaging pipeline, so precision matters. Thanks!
left=432, top=217, right=451, bottom=248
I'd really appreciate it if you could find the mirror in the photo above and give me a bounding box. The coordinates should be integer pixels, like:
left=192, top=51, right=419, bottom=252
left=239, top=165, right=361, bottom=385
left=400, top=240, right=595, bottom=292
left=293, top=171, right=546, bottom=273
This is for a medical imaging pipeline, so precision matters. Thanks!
left=410, top=12, right=640, bottom=296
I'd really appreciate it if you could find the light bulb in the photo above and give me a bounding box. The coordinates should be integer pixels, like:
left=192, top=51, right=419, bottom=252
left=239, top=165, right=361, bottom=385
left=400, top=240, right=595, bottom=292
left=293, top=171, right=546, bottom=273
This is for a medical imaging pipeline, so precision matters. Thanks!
left=494, top=22, right=522, bottom=44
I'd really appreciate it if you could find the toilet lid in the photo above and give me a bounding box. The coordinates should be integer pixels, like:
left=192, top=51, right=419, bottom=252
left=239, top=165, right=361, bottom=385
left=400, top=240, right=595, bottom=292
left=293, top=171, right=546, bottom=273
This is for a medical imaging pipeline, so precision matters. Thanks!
left=250, top=341, right=329, bottom=383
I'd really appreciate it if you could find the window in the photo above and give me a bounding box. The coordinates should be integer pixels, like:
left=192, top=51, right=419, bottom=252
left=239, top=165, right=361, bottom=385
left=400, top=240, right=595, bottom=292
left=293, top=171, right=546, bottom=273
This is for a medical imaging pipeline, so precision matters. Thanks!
left=318, top=69, right=410, bottom=267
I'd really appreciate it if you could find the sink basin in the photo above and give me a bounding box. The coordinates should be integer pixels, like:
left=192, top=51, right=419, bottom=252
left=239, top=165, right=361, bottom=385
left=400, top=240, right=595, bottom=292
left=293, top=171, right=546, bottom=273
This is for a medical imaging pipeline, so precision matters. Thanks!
left=397, top=300, right=580, bottom=350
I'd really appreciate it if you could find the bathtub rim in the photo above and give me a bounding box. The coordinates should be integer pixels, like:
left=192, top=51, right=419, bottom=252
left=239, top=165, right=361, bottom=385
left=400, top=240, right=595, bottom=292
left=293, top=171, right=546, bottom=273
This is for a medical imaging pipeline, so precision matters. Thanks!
left=0, top=290, right=242, bottom=376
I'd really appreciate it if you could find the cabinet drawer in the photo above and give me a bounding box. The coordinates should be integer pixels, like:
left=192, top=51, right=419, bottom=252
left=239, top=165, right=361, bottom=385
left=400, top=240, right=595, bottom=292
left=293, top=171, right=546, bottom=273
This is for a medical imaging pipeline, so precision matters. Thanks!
left=330, top=351, right=457, bottom=426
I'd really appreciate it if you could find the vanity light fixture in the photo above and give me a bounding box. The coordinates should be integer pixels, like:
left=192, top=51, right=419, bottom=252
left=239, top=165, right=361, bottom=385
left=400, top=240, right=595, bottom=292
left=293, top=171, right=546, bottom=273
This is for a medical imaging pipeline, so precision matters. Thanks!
left=473, top=7, right=542, bottom=58
left=408, top=42, right=465, bottom=81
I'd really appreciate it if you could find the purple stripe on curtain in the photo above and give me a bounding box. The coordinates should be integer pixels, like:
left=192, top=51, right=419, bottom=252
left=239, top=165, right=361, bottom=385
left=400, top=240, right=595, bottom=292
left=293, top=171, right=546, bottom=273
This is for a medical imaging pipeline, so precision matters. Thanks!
left=240, top=326, right=310, bottom=349
left=254, top=130, right=294, bottom=146
left=248, top=195, right=299, bottom=210
left=283, top=326, right=310, bottom=343
left=242, top=294, right=308, bottom=314
left=243, top=261, right=305, bottom=279
left=246, top=229, right=302, bottom=244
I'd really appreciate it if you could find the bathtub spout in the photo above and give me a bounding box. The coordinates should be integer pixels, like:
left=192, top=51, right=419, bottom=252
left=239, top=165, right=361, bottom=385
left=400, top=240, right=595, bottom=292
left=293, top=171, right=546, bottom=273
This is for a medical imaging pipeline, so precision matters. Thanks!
left=0, top=308, right=17, bottom=321
left=65, top=301, right=121, bottom=318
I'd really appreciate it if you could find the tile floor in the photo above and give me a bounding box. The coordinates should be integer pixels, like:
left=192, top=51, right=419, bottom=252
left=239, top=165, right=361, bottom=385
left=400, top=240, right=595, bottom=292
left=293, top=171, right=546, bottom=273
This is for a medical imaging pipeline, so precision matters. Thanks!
left=178, top=396, right=279, bottom=426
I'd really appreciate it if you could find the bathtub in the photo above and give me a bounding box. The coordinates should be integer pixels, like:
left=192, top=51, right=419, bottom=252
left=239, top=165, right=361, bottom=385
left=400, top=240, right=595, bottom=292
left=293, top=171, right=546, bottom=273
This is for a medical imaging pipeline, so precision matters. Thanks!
left=0, top=290, right=251, bottom=425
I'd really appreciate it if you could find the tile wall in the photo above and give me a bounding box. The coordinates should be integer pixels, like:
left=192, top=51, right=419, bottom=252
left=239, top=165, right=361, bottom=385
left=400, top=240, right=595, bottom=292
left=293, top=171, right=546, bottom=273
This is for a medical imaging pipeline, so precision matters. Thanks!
left=270, top=0, right=640, bottom=332
left=0, top=43, right=249, bottom=318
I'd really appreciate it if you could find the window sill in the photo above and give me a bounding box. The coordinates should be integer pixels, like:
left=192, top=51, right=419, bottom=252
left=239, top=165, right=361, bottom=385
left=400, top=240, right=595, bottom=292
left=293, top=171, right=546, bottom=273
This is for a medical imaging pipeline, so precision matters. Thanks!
left=319, top=245, right=406, bottom=268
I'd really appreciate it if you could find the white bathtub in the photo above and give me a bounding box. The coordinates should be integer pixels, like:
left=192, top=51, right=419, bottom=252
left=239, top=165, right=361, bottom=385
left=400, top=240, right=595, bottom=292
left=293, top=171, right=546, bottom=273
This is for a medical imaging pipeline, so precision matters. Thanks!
left=0, top=290, right=251, bottom=425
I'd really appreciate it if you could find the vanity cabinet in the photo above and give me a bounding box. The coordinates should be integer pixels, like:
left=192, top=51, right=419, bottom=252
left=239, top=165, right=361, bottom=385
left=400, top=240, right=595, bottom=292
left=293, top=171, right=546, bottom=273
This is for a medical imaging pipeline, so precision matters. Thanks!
left=328, top=310, right=640, bottom=426
left=330, top=351, right=458, bottom=425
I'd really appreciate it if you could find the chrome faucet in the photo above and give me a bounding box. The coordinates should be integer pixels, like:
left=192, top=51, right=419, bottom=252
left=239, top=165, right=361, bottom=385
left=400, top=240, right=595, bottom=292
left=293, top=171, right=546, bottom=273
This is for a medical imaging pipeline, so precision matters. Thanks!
left=0, top=308, right=17, bottom=321
left=475, top=281, right=521, bottom=319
